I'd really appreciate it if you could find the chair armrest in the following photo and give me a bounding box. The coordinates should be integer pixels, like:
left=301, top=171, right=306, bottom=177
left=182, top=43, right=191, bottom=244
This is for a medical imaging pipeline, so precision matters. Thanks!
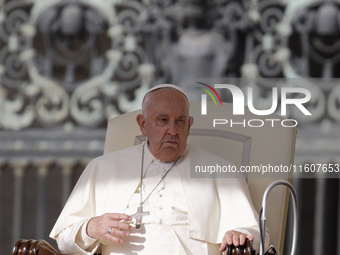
left=226, top=239, right=255, bottom=255
left=12, top=239, right=62, bottom=255
left=12, top=239, right=104, bottom=255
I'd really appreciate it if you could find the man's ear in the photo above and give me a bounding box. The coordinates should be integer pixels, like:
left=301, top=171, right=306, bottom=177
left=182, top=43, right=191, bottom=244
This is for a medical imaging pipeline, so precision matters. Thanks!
left=189, top=116, right=194, bottom=128
left=136, top=114, right=147, bottom=136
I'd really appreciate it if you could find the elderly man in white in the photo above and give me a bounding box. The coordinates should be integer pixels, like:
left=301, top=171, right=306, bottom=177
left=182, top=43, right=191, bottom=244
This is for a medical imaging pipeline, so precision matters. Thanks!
left=50, top=84, right=267, bottom=254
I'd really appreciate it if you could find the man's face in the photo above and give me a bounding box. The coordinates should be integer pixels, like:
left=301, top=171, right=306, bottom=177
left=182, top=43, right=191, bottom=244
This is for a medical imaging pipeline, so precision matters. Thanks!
left=137, top=89, right=192, bottom=162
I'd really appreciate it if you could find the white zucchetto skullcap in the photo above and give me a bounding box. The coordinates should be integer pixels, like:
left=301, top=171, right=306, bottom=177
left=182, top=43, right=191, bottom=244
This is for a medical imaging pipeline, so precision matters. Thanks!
left=142, top=84, right=188, bottom=103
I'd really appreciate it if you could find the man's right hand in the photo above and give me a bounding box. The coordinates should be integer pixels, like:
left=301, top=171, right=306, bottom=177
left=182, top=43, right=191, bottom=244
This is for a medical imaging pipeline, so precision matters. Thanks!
left=86, top=213, right=133, bottom=243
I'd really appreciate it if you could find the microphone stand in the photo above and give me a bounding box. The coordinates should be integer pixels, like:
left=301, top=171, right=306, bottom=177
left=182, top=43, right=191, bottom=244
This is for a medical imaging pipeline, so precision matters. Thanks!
left=260, top=180, right=299, bottom=255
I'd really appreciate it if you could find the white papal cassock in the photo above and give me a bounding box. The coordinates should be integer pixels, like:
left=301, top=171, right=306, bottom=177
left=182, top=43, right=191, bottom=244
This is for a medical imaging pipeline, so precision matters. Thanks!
left=50, top=144, right=266, bottom=255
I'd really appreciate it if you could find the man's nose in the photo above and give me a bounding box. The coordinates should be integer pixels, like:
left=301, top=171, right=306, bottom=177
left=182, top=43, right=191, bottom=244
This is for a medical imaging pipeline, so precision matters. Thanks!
left=167, top=121, right=178, bottom=135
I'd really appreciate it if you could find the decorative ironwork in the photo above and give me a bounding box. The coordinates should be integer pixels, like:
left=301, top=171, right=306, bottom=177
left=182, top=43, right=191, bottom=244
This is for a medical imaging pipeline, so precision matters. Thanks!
left=0, top=0, right=153, bottom=131
left=1, top=0, right=338, bottom=130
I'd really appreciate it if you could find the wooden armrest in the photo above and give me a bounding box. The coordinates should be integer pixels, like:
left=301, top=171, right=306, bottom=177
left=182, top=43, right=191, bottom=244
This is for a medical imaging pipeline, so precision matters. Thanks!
left=12, top=239, right=103, bottom=255
left=226, top=239, right=255, bottom=255
left=12, top=239, right=62, bottom=255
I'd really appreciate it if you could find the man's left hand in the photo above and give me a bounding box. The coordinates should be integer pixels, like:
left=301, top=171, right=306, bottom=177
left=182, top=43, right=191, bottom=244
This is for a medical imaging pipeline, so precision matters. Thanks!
left=219, top=230, right=254, bottom=252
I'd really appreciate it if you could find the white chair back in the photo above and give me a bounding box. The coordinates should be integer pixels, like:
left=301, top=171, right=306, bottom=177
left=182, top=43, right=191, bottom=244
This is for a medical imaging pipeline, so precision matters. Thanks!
left=104, top=101, right=297, bottom=254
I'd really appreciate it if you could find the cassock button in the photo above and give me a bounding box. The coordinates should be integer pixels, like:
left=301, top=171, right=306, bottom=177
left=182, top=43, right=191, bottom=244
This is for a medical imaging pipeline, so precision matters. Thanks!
left=159, top=219, right=163, bottom=224
left=158, top=206, right=163, bottom=210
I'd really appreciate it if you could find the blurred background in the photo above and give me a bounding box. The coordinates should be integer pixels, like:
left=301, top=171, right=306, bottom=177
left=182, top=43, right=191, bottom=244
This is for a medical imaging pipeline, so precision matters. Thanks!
left=0, top=0, right=339, bottom=254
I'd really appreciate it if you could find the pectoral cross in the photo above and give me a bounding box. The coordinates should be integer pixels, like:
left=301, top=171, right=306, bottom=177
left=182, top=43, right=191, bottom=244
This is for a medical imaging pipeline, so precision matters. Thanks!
left=131, top=205, right=150, bottom=229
